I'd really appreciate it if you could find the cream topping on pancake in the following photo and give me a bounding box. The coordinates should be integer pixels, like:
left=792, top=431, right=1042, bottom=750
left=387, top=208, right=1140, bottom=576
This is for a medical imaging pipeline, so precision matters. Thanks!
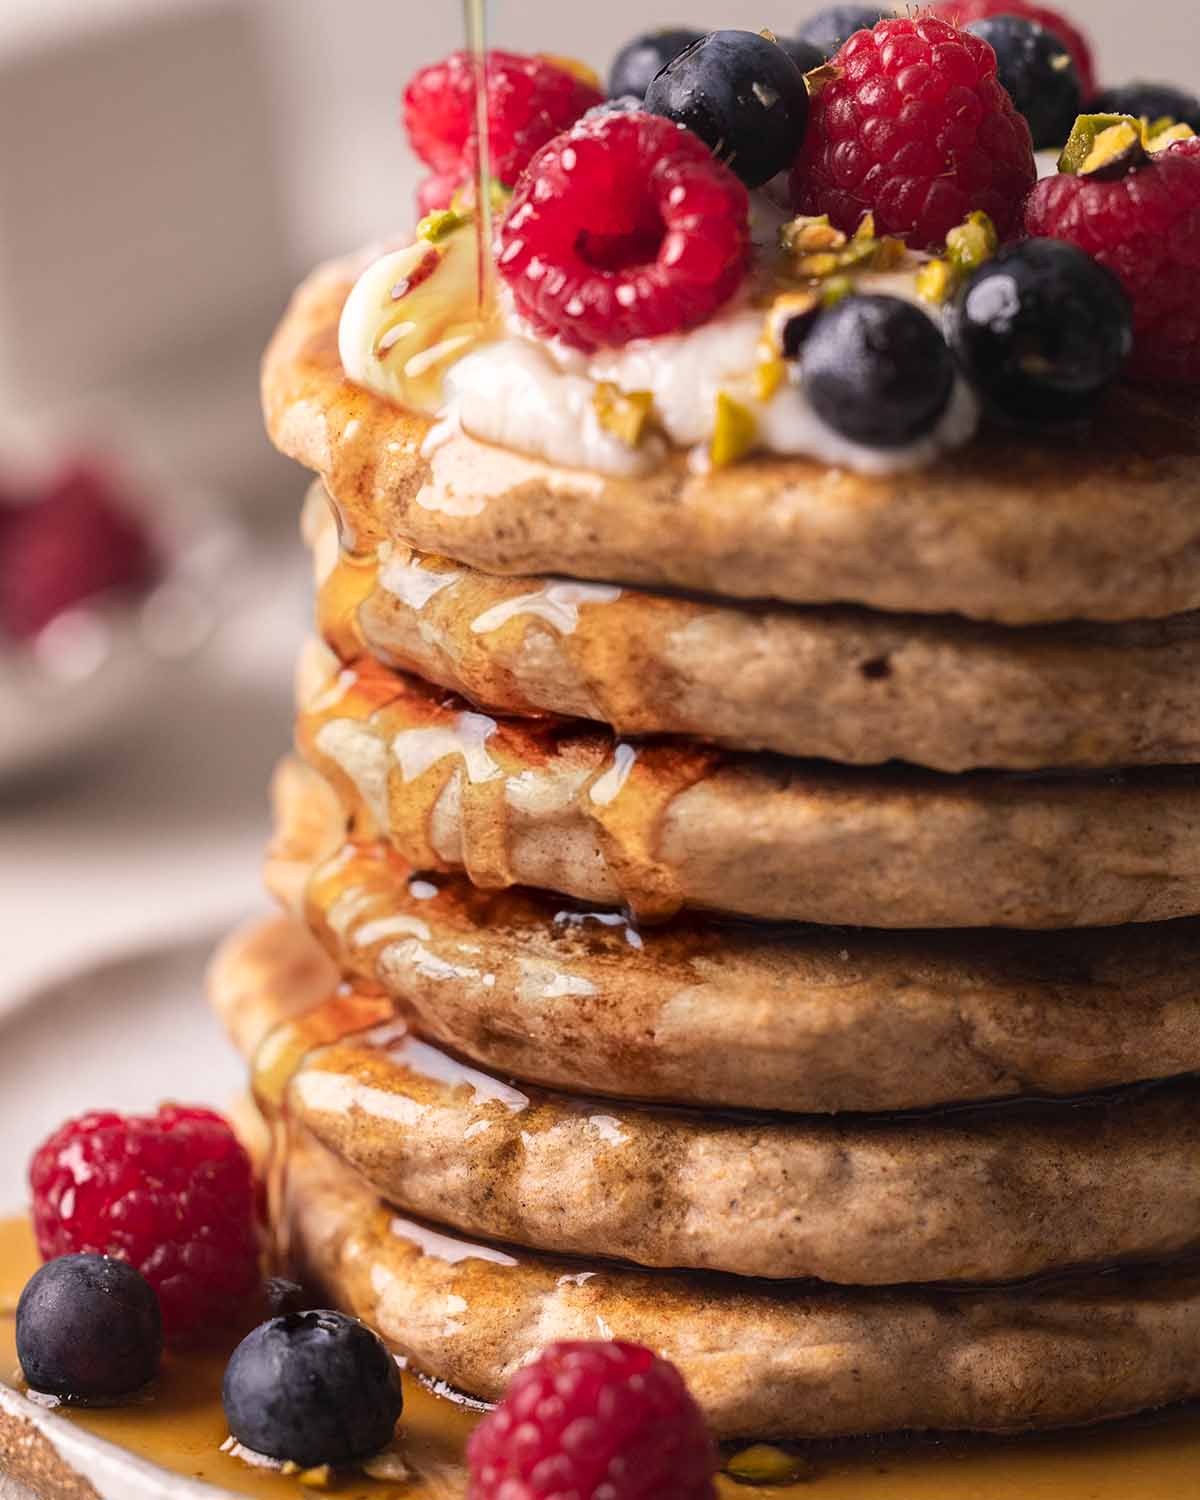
left=339, top=206, right=978, bottom=479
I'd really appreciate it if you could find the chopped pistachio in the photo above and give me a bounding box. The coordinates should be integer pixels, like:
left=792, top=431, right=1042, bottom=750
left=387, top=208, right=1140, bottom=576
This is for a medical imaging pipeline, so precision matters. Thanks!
left=416, top=208, right=467, bottom=244
left=820, top=275, right=853, bottom=307
left=755, top=358, right=787, bottom=401
left=711, top=393, right=758, bottom=468
left=804, top=63, right=842, bottom=96
left=592, top=384, right=656, bottom=447
left=1146, top=119, right=1196, bottom=152
left=361, top=1448, right=413, bottom=1482
left=759, top=26, right=780, bottom=43
left=946, top=210, right=998, bottom=273
left=280, top=1461, right=302, bottom=1476
left=298, top=1464, right=334, bottom=1490
left=873, top=234, right=907, bottom=270
left=781, top=214, right=848, bottom=255
left=854, top=212, right=877, bottom=241
left=726, top=1443, right=813, bottom=1484
left=916, top=258, right=956, bottom=305
left=1058, top=113, right=1146, bottom=176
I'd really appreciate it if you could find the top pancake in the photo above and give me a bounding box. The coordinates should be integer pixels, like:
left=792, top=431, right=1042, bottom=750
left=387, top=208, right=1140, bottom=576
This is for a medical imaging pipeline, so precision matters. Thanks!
left=263, top=257, right=1200, bottom=625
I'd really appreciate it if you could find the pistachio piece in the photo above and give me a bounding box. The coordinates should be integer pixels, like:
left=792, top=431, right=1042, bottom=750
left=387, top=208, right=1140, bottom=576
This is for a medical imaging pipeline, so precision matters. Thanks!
left=754, top=357, right=787, bottom=401
left=298, top=1464, right=333, bottom=1490
left=1059, top=113, right=1147, bottom=177
left=710, top=392, right=758, bottom=467
left=916, top=257, right=956, bottom=305
left=804, top=63, right=842, bottom=97
left=417, top=208, right=468, bottom=244
left=592, top=384, right=656, bottom=447
left=946, top=210, right=999, bottom=273
left=1146, top=119, right=1196, bottom=152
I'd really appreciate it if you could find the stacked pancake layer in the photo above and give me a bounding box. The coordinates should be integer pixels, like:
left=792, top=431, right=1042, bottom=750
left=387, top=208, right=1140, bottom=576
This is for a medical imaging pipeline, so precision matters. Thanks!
left=224, top=259, right=1200, bottom=1441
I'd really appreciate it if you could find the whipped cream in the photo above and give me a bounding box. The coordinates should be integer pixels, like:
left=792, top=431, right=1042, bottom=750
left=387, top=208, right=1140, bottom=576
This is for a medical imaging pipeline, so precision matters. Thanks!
left=340, top=199, right=979, bottom=479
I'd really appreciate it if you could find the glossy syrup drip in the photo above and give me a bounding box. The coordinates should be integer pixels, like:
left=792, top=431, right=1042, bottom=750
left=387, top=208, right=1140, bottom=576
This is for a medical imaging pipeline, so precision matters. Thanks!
left=295, top=653, right=722, bottom=921
left=7, top=1214, right=1200, bottom=1497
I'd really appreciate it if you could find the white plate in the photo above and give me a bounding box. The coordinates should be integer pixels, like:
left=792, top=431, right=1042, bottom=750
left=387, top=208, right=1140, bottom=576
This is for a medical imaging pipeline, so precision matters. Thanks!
left=0, top=930, right=250, bottom=1499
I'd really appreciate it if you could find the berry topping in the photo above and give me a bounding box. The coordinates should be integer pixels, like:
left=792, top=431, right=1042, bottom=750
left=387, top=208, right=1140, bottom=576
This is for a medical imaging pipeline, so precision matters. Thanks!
left=0, top=463, right=157, bottom=641
left=948, top=238, right=1131, bottom=420
left=1025, top=138, right=1200, bottom=383
left=1089, top=82, right=1200, bottom=134
left=498, top=111, right=750, bottom=351
left=928, top=0, right=1096, bottom=98
left=402, top=50, right=603, bottom=189
left=790, top=16, right=1036, bottom=249
left=796, top=6, right=892, bottom=59
left=800, top=294, right=956, bottom=447
left=467, top=1340, right=717, bottom=1500
left=608, top=28, right=704, bottom=100
left=645, top=30, right=811, bottom=189
left=30, top=1105, right=259, bottom=1340
left=223, top=1311, right=404, bottom=1468
left=17, top=1255, right=162, bottom=1400
left=966, top=14, right=1082, bottom=149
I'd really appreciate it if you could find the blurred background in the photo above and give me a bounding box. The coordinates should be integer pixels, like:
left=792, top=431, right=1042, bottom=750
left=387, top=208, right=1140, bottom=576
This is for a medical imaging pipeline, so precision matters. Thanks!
left=0, top=0, right=1192, bottom=1002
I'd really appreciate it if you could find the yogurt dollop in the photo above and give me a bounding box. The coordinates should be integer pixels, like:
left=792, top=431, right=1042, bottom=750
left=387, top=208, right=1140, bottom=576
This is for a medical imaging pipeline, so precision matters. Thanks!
left=340, top=206, right=978, bottom=479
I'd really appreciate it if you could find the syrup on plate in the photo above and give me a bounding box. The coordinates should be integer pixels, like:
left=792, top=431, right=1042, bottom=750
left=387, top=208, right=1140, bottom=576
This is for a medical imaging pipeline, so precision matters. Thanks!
left=6, top=1204, right=1200, bottom=1499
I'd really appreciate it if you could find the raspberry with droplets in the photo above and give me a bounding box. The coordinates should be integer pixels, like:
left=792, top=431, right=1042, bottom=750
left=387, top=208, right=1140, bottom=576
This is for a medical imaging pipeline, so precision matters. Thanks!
left=467, top=1340, right=717, bottom=1500
left=30, top=1105, right=259, bottom=1340
left=790, top=15, right=1036, bottom=250
left=929, top=0, right=1096, bottom=98
left=1025, top=145, right=1200, bottom=384
left=403, top=50, right=603, bottom=190
left=498, top=111, right=750, bottom=351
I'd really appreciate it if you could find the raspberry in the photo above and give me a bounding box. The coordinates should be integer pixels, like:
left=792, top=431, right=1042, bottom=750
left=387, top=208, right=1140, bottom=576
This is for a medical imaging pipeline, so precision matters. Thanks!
left=1024, top=148, right=1200, bottom=383
left=928, top=0, right=1096, bottom=98
left=467, top=1341, right=717, bottom=1500
left=498, top=112, right=750, bottom=351
left=403, top=51, right=603, bottom=189
left=30, top=1105, right=260, bottom=1340
left=790, top=16, right=1036, bottom=249
left=0, top=462, right=157, bottom=640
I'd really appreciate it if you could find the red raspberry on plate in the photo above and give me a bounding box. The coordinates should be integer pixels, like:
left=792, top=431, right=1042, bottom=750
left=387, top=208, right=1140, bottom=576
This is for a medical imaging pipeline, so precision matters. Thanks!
left=403, top=50, right=603, bottom=190
left=30, top=1105, right=259, bottom=1341
left=498, top=111, right=750, bottom=351
left=790, top=15, right=1036, bottom=249
left=467, top=1340, right=717, bottom=1500
left=0, top=462, right=158, bottom=641
left=928, top=0, right=1096, bottom=99
left=1025, top=146, right=1200, bottom=383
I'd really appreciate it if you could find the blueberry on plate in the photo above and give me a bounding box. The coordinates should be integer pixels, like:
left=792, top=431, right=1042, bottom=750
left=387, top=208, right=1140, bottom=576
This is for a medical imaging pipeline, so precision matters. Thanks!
left=801, top=295, right=956, bottom=448
left=608, top=27, right=704, bottom=100
left=967, top=15, right=1082, bottom=149
left=223, top=1310, right=404, bottom=1468
left=796, top=5, right=890, bottom=58
left=645, top=29, right=810, bottom=188
left=1089, top=81, right=1200, bottom=132
left=948, top=239, right=1133, bottom=423
left=17, top=1254, right=162, bottom=1400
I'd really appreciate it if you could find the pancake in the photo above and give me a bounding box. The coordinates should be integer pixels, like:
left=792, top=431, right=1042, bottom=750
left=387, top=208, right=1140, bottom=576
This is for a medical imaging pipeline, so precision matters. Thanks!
left=267, top=756, right=1200, bottom=1113
left=288, top=1135, right=1200, bottom=1440
left=305, top=485, right=1200, bottom=774
left=295, top=645, right=1200, bottom=928
left=214, top=915, right=1200, bottom=1288
left=263, top=256, right=1200, bottom=626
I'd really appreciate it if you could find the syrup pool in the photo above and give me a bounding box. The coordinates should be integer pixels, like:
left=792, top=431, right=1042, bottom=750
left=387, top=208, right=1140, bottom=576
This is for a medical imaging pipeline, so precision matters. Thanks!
left=6, top=1214, right=1200, bottom=1498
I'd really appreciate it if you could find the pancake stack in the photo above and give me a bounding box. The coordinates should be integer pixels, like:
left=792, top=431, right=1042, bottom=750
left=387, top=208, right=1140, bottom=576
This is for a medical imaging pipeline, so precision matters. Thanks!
left=212, top=252, right=1200, bottom=1441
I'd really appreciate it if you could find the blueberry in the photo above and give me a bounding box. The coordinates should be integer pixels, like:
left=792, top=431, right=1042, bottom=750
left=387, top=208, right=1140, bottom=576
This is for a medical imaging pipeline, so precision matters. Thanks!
left=777, top=36, right=826, bottom=75
left=608, top=28, right=704, bottom=101
left=17, top=1254, right=162, bottom=1400
left=967, top=16, right=1081, bottom=149
left=1089, top=81, right=1200, bottom=133
left=948, top=239, right=1133, bottom=423
left=223, top=1310, right=403, bottom=1467
left=801, top=295, right=956, bottom=448
left=796, top=6, right=890, bottom=58
left=645, top=30, right=810, bottom=188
